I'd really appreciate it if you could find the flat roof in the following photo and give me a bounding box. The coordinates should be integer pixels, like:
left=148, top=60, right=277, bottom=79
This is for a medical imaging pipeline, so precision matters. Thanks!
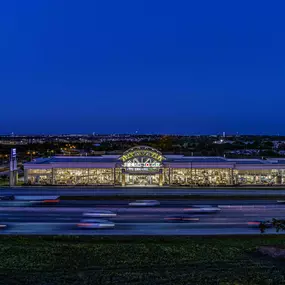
left=33, top=157, right=118, bottom=164
left=167, top=157, right=227, bottom=163
left=25, top=155, right=285, bottom=165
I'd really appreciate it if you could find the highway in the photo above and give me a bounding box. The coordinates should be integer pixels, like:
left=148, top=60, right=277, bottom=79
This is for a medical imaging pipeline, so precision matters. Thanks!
left=2, top=186, right=285, bottom=197
left=0, top=197, right=284, bottom=235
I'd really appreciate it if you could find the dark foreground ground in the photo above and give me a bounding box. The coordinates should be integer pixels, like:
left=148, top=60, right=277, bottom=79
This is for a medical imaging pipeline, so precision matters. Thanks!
left=1, top=236, right=285, bottom=285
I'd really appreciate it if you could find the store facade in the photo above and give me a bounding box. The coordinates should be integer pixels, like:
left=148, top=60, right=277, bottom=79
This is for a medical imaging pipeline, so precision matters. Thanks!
left=24, top=146, right=285, bottom=186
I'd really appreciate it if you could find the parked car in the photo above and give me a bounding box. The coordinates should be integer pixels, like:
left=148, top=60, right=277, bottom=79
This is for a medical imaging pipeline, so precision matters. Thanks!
left=164, top=215, right=199, bottom=222
left=0, top=224, right=7, bottom=230
left=83, top=210, right=117, bottom=218
left=0, top=195, right=15, bottom=201
left=128, top=200, right=160, bottom=207
left=77, top=219, right=115, bottom=229
left=247, top=220, right=272, bottom=228
left=184, top=205, right=221, bottom=214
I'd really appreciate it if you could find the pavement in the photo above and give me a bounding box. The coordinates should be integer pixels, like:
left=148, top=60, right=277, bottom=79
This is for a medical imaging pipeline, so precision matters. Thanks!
left=0, top=197, right=284, bottom=235
left=2, top=186, right=285, bottom=197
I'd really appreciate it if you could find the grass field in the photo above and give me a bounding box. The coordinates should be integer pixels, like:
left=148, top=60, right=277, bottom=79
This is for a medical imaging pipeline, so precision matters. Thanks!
left=0, top=236, right=285, bottom=285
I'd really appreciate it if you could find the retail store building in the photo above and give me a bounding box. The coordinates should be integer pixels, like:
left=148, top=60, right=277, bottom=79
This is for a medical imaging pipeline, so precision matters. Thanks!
left=24, top=146, right=285, bottom=186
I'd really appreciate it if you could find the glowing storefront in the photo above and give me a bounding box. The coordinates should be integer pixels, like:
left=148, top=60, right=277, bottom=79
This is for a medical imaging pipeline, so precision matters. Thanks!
left=24, top=146, right=285, bottom=186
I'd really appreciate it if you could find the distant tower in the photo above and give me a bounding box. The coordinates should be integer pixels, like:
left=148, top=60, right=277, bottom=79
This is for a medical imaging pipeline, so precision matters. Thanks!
left=9, top=148, right=18, bottom=186
left=223, top=132, right=226, bottom=138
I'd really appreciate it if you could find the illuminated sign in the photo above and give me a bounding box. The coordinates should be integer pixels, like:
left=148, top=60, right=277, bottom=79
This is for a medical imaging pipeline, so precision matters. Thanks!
left=120, top=146, right=165, bottom=172
left=123, top=162, right=161, bottom=168
left=11, top=148, right=16, bottom=158
left=10, top=148, right=17, bottom=172
left=120, top=149, right=164, bottom=163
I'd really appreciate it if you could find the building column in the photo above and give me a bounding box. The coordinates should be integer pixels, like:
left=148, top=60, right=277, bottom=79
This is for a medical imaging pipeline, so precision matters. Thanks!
left=190, top=164, right=193, bottom=185
left=113, top=168, right=116, bottom=185
left=122, top=169, right=126, bottom=186
left=159, top=169, right=163, bottom=186
left=14, top=171, right=18, bottom=185
left=24, top=169, right=28, bottom=184
left=9, top=172, right=14, bottom=186
left=52, top=168, right=55, bottom=185
left=229, top=168, right=233, bottom=185
left=276, top=173, right=282, bottom=184
left=9, top=170, right=17, bottom=186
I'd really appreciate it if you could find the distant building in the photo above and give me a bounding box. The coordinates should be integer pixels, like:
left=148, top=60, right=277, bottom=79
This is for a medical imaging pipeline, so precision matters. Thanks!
left=227, top=149, right=260, bottom=156
left=272, top=141, right=285, bottom=149
left=213, top=139, right=234, bottom=144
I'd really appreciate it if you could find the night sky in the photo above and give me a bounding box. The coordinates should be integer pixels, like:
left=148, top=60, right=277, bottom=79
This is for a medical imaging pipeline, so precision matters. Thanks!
left=1, top=0, right=285, bottom=135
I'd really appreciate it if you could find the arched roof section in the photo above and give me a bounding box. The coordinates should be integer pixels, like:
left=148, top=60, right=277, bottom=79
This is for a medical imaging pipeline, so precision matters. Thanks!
left=119, top=145, right=165, bottom=163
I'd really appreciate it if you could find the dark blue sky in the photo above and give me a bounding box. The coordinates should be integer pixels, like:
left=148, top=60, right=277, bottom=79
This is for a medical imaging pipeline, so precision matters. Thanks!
left=1, top=0, right=285, bottom=135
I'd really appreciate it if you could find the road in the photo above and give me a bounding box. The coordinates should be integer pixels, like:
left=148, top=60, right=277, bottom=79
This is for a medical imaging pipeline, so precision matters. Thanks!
left=0, top=198, right=284, bottom=235
left=2, top=186, right=285, bottom=197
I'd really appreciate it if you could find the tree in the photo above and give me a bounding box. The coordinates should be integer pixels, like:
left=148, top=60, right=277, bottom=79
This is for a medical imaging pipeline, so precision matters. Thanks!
left=262, top=141, right=273, bottom=148
left=157, top=136, right=173, bottom=151
left=259, top=218, right=285, bottom=233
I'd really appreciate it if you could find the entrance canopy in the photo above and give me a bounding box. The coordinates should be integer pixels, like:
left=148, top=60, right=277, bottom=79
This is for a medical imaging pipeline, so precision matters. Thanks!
left=119, top=146, right=165, bottom=173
